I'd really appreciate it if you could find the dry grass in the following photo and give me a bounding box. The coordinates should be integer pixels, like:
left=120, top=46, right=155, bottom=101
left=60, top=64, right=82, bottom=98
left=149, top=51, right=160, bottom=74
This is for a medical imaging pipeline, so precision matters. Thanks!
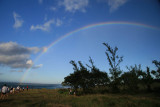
left=0, top=89, right=160, bottom=107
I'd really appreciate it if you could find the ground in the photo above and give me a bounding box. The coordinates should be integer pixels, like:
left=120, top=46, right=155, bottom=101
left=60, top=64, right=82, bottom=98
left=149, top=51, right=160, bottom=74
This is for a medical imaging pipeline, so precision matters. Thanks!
left=0, top=89, right=160, bottom=107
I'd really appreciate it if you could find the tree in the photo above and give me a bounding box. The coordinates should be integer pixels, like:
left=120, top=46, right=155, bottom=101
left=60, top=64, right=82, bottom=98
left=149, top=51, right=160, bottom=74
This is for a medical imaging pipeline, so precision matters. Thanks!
left=121, top=65, right=142, bottom=91
left=86, top=57, right=110, bottom=88
left=142, top=67, right=153, bottom=92
left=62, top=60, right=91, bottom=93
left=151, top=60, right=160, bottom=79
left=103, top=43, right=123, bottom=92
left=77, top=61, right=90, bottom=92
left=62, top=60, right=80, bottom=92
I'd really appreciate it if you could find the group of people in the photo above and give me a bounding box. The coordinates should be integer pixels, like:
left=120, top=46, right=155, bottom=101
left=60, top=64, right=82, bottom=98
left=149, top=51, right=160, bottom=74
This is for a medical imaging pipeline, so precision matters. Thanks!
left=69, top=88, right=76, bottom=96
left=0, top=84, right=29, bottom=100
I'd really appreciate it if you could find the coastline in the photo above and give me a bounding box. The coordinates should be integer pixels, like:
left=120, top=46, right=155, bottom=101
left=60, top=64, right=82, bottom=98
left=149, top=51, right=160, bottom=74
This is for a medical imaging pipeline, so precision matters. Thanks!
left=0, top=82, right=69, bottom=90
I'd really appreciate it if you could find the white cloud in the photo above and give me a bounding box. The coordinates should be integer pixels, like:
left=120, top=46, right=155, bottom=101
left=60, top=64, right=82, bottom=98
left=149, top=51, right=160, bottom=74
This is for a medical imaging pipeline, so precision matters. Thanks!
left=39, top=0, right=43, bottom=4
left=106, top=0, right=128, bottom=12
left=13, top=12, right=24, bottom=29
left=30, top=19, right=54, bottom=31
left=56, top=19, right=63, bottom=26
left=32, top=64, right=43, bottom=69
left=26, top=60, right=43, bottom=69
left=26, top=60, right=33, bottom=66
left=0, top=42, right=45, bottom=69
left=30, top=18, right=63, bottom=31
left=60, top=0, right=89, bottom=13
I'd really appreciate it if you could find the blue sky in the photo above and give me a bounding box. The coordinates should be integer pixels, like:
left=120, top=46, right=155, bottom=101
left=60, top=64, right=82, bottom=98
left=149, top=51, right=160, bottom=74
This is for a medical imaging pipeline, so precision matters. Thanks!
left=0, top=0, right=160, bottom=84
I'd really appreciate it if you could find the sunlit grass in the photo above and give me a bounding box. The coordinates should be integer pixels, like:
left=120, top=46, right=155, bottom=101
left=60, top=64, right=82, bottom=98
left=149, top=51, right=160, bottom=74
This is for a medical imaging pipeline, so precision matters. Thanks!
left=0, top=89, right=160, bottom=107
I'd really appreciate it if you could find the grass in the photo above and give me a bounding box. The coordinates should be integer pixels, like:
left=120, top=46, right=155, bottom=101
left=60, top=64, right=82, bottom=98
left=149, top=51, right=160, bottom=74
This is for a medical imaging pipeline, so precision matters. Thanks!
left=0, top=89, right=160, bottom=107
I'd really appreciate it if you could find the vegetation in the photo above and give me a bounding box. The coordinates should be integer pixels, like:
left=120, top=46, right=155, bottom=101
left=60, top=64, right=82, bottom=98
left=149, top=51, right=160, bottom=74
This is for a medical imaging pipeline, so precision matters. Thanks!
left=1, top=43, right=160, bottom=107
left=103, top=43, right=123, bottom=92
left=0, top=89, right=160, bottom=107
left=62, top=43, right=160, bottom=94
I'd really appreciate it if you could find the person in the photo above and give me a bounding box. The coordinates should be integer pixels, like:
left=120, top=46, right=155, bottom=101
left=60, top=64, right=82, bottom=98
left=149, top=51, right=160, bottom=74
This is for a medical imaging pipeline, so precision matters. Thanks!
left=13, top=88, right=15, bottom=94
left=23, top=87, right=24, bottom=91
left=16, top=86, right=20, bottom=92
left=6, top=86, right=9, bottom=97
left=10, top=87, right=13, bottom=94
left=0, top=84, right=8, bottom=99
left=69, top=89, right=72, bottom=95
left=74, top=91, right=76, bottom=96
left=27, top=86, right=28, bottom=91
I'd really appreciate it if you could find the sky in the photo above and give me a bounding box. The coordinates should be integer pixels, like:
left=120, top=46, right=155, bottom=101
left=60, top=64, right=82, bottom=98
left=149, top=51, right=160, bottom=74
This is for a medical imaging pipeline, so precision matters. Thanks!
left=0, top=0, right=160, bottom=84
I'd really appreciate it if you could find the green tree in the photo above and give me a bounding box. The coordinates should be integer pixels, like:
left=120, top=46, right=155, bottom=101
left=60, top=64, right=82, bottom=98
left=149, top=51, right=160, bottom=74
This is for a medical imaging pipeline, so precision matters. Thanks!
left=103, top=43, right=123, bottom=92
left=142, top=67, right=153, bottom=92
left=62, top=60, right=80, bottom=92
left=77, top=61, right=90, bottom=92
left=121, top=65, right=142, bottom=92
left=151, top=60, right=160, bottom=79
left=86, top=57, right=110, bottom=88
left=62, top=60, right=91, bottom=93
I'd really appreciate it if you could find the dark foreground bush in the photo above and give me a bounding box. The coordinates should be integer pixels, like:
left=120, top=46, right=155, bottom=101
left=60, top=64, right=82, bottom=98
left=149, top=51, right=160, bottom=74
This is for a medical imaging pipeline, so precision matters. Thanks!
left=58, top=88, right=69, bottom=94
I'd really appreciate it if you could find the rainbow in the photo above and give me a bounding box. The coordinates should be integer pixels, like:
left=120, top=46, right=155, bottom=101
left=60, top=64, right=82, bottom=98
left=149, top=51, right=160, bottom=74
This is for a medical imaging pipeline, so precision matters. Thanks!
left=20, top=21, right=160, bottom=83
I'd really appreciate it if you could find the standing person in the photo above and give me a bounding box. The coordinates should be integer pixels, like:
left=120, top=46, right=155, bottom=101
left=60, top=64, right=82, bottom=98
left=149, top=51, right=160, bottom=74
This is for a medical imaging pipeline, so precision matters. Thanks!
left=0, top=84, right=8, bottom=99
left=23, top=87, right=24, bottom=91
left=10, top=87, right=13, bottom=94
left=69, top=89, right=72, bottom=95
left=27, top=86, right=28, bottom=91
left=13, top=88, right=15, bottom=94
left=16, top=86, right=20, bottom=92
left=6, top=86, right=9, bottom=97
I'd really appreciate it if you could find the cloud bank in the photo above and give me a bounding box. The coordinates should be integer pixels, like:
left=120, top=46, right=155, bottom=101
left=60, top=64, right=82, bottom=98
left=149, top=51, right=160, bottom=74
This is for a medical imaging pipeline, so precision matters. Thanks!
left=0, top=42, right=45, bottom=70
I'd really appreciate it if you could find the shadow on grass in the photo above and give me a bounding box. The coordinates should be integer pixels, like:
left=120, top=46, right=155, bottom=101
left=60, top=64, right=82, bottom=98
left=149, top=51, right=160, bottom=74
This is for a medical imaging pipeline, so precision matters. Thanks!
left=0, top=99, right=13, bottom=103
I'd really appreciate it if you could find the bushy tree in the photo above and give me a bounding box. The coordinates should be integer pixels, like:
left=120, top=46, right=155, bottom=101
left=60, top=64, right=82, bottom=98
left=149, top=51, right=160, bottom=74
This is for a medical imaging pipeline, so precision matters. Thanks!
left=103, top=43, right=123, bottom=92
left=121, top=65, right=142, bottom=91
left=77, top=61, right=90, bottom=92
left=62, top=60, right=91, bottom=93
left=62, top=60, right=80, bottom=92
left=62, top=57, right=110, bottom=94
left=62, top=42, right=160, bottom=94
left=151, top=60, right=160, bottom=79
left=141, top=67, right=153, bottom=92
left=87, top=57, right=110, bottom=88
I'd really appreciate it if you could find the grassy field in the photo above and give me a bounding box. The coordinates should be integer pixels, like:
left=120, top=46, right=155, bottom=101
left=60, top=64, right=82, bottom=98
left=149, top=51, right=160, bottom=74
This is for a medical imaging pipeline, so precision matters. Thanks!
left=0, top=89, right=160, bottom=107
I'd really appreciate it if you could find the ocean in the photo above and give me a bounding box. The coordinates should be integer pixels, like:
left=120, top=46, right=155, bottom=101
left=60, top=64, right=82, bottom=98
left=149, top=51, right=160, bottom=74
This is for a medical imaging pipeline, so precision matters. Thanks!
left=0, top=82, right=69, bottom=91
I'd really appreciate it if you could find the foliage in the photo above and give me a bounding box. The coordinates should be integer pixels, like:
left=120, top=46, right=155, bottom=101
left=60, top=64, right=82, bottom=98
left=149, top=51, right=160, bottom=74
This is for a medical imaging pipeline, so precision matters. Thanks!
left=58, top=89, right=69, bottom=94
left=141, top=67, right=153, bottom=92
left=121, top=65, right=142, bottom=91
left=62, top=57, right=110, bottom=94
left=86, top=57, right=110, bottom=88
left=103, top=43, right=123, bottom=92
left=62, top=60, right=80, bottom=92
left=151, top=60, right=160, bottom=79
left=62, top=60, right=91, bottom=93
left=62, top=43, right=160, bottom=94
